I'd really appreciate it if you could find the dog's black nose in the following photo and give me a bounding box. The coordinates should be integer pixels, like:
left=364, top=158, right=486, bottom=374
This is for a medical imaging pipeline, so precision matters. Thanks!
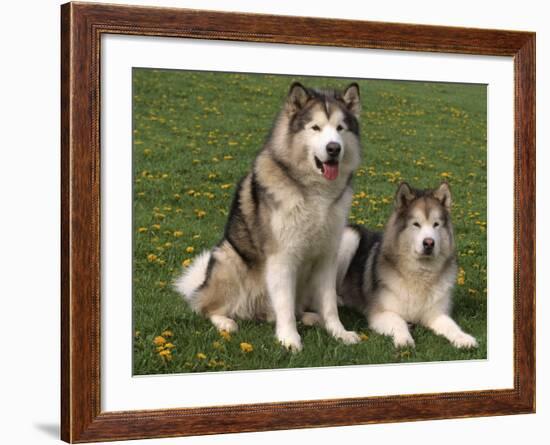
left=423, top=238, right=435, bottom=253
left=326, top=142, right=341, bottom=158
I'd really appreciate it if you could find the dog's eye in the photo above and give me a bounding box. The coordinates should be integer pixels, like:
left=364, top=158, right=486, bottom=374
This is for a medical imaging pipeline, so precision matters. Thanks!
left=312, top=125, right=321, bottom=131
left=433, top=222, right=440, bottom=228
left=337, top=125, right=344, bottom=131
left=413, top=222, right=421, bottom=228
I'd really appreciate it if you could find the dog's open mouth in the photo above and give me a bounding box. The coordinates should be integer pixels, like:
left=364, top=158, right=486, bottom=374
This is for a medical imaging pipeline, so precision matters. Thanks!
left=315, top=156, right=339, bottom=181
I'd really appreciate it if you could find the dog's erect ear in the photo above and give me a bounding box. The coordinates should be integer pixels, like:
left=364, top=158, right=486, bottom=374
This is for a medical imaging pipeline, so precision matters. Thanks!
left=287, top=82, right=310, bottom=111
left=433, top=182, right=452, bottom=211
left=343, top=83, right=361, bottom=117
left=395, top=182, right=415, bottom=209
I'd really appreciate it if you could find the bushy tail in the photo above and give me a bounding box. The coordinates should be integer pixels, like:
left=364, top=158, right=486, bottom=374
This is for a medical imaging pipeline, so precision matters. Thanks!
left=173, top=250, right=211, bottom=307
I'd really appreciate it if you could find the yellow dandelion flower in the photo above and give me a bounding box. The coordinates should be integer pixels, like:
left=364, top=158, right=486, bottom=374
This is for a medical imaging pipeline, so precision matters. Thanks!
left=468, top=288, right=478, bottom=295
left=157, top=281, right=167, bottom=288
left=211, top=156, right=219, bottom=162
left=173, top=193, right=181, bottom=200
left=173, top=230, right=184, bottom=237
left=151, top=224, right=161, bottom=230
left=223, top=155, right=234, bottom=160
left=143, top=148, right=151, bottom=155
left=212, top=341, right=223, bottom=350
left=457, top=267, right=466, bottom=285
left=228, top=141, right=238, bottom=146
left=187, top=189, right=195, bottom=196
left=240, top=342, right=254, bottom=353
left=220, top=184, right=232, bottom=190
left=161, top=173, right=169, bottom=179
left=194, top=209, right=206, bottom=218
left=359, top=333, right=369, bottom=341
left=192, top=159, right=201, bottom=165
left=147, top=253, right=158, bottom=262
left=208, top=173, right=218, bottom=179
left=134, top=331, right=140, bottom=338
left=162, top=330, right=173, bottom=337
left=182, top=259, right=192, bottom=267
left=156, top=345, right=166, bottom=352
left=164, top=343, right=175, bottom=349
left=440, top=172, right=452, bottom=178
left=185, top=246, right=195, bottom=254
left=137, top=192, right=145, bottom=197
left=138, top=227, right=147, bottom=233
left=219, top=330, right=231, bottom=341
left=159, top=350, right=172, bottom=360
left=164, top=242, right=172, bottom=248
left=196, top=352, right=207, bottom=360
left=153, top=336, right=166, bottom=346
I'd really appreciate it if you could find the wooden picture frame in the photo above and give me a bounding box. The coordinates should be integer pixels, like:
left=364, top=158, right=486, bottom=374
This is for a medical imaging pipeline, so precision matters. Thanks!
left=61, top=2, right=535, bottom=442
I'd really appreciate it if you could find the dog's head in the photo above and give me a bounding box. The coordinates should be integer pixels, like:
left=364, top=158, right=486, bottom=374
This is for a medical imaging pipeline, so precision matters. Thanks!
left=389, top=182, right=454, bottom=261
left=276, top=82, right=362, bottom=182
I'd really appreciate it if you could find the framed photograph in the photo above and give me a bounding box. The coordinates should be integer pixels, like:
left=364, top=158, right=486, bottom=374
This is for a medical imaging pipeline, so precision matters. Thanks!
left=61, top=2, right=535, bottom=442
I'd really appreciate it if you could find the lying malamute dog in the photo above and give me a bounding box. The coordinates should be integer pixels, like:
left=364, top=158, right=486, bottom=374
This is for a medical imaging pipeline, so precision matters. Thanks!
left=175, top=82, right=363, bottom=351
left=336, top=182, right=478, bottom=349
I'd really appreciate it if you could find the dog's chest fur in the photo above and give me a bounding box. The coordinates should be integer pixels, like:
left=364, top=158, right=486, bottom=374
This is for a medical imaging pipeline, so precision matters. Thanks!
left=377, top=261, right=456, bottom=323
left=272, top=188, right=351, bottom=260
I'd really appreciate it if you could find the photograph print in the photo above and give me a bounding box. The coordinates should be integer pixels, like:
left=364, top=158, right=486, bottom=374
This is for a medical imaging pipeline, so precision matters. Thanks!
left=132, top=69, right=487, bottom=375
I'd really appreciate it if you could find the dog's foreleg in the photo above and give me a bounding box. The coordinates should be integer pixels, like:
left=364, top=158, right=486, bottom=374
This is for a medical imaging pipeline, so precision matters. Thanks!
left=266, top=255, right=302, bottom=352
left=313, top=259, right=360, bottom=345
left=425, top=313, right=478, bottom=349
left=369, top=310, right=415, bottom=348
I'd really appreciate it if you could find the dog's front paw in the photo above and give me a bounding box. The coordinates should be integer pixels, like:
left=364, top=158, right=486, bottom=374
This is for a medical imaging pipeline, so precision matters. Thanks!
left=277, top=330, right=303, bottom=352
left=452, top=332, right=478, bottom=349
left=217, top=318, right=238, bottom=333
left=336, top=330, right=361, bottom=345
left=210, top=315, right=239, bottom=333
left=393, top=332, right=415, bottom=348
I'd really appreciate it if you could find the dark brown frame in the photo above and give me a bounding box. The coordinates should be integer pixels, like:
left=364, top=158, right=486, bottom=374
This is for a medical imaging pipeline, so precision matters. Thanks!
left=61, top=1, right=536, bottom=442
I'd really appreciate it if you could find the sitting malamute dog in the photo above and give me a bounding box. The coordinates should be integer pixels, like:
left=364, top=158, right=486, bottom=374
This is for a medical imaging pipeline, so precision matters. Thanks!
left=336, top=182, right=478, bottom=349
left=175, top=82, right=363, bottom=351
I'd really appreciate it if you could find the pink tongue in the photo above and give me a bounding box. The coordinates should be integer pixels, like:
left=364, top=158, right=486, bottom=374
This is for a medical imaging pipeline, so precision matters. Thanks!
left=323, top=163, right=339, bottom=180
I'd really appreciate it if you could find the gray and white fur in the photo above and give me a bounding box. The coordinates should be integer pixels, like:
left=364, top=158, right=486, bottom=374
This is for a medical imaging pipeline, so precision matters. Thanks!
left=337, top=182, right=478, bottom=349
left=174, top=82, right=363, bottom=351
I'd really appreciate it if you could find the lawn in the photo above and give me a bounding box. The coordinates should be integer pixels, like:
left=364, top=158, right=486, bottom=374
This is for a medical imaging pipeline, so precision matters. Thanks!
left=132, top=68, right=487, bottom=375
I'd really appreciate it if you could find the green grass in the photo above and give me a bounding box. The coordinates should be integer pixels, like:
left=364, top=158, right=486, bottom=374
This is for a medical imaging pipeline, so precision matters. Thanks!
left=132, top=69, right=487, bottom=375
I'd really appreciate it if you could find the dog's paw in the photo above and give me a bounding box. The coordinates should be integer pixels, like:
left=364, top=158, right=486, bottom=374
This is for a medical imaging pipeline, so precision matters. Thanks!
left=277, top=331, right=303, bottom=352
left=210, top=315, right=239, bottom=333
left=336, top=330, right=361, bottom=345
left=393, top=332, right=415, bottom=348
left=301, top=312, right=321, bottom=327
left=452, top=332, right=478, bottom=349
left=218, top=319, right=238, bottom=333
